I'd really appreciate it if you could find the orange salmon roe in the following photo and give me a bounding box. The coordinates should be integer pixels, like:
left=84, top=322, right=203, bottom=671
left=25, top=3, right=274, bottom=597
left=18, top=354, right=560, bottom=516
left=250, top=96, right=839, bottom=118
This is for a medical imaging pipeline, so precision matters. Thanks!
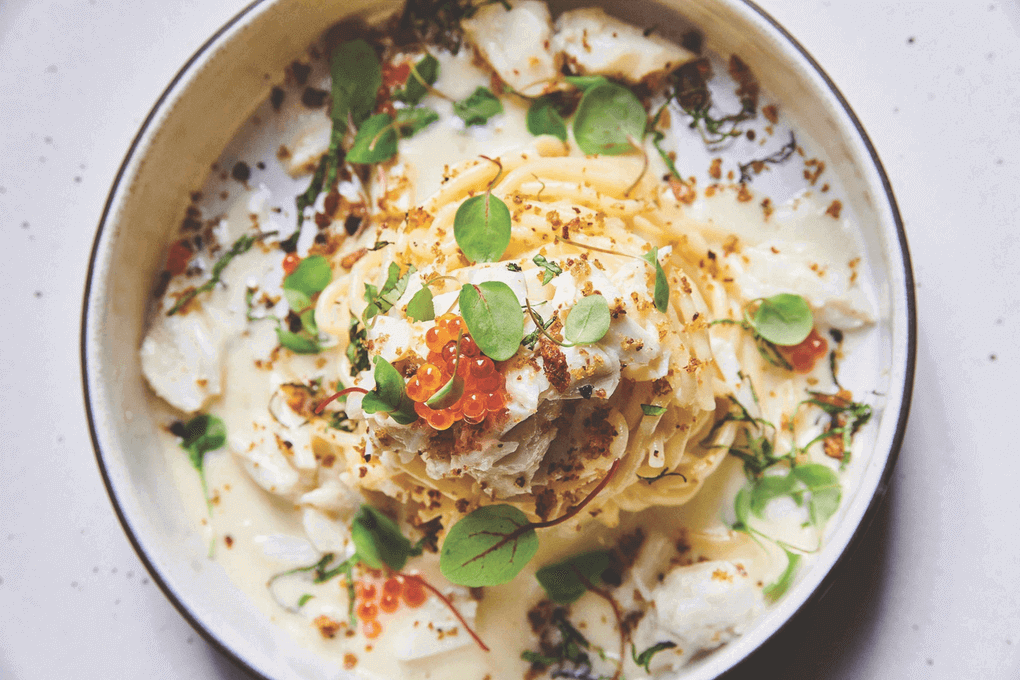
left=402, top=579, right=427, bottom=608
left=362, top=619, right=382, bottom=639
left=357, top=601, right=379, bottom=620
left=410, top=315, right=509, bottom=430
left=781, top=327, right=829, bottom=373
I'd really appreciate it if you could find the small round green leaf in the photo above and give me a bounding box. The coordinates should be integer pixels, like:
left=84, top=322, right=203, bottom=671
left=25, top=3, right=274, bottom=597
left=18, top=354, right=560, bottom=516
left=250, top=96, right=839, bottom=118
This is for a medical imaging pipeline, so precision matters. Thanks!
left=573, top=82, right=647, bottom=156
left=405, top=286, right=435, bottom=322
left=347, top=113, right=398, bottom=164
left=454, top=193, right=512, bottom=263
left=283, top=255, right=332, bottom=296
left=752, top=294, right=813, bottom=346
left=440, top=505, right=539, bottom=587
left=526, top=96, right=568, bottom=142
left=563, top=294, right=610, bottom=345
left=458, top=282, right=524, bottom=361
left=351, top=505, right=413, bottom=571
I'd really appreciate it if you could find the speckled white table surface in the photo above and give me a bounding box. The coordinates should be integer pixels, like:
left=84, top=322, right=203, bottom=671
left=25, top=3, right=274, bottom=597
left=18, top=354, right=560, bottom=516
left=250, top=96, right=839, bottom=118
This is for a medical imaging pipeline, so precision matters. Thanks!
left=1, top=0, right=1018, bottom=678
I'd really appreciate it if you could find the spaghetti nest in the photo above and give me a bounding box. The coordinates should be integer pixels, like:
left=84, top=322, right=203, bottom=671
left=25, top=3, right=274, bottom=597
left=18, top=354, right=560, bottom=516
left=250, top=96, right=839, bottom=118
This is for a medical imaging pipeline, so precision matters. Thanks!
left=314, top=147, right=734, bottom=532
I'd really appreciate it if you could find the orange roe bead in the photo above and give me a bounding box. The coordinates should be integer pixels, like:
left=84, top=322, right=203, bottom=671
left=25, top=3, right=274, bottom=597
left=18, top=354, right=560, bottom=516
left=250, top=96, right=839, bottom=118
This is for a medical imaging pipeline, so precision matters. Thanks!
left=437, top=313, right=465, bottom=335
left=406, top=377, right=428, bottom=403
left=782, top=328, right=828, bottom=374
left=383, top=578, right=403, bottom=597
left=427, top=409, right=456, bottom=431
left=362, top=619, right=383, bottom=639
left=476, top=372, right=503, bottom=393
left=379, top=593, right=400, bottom=613
left=462, top=393, right=487, bottom=421
left=417, top=363, right=444, bottom=392
left=357, top=601, right=379, bottom=620
left=402, top=579, right=427, bottom=608
left=425, top=327, right=453, bottom=352
left=282, top=252, right=301, bottom=275
left=426, top=350, right=446, bottom=367
left=460, top=335, right=480, bottom=357
left=357, top=582, right=378, bottom=602
left=485, top=391, right=506, bottom=412
left=468, top=356, right=495, bottom=379
left=414, top=401, right=433, bottom=419
left=441, top=340, right=459, bottom=365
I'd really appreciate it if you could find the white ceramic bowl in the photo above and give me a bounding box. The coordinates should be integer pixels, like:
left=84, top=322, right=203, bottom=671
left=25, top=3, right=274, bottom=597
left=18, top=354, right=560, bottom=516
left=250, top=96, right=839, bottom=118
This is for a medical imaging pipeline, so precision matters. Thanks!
left=82, top=1, right=916, bottom=678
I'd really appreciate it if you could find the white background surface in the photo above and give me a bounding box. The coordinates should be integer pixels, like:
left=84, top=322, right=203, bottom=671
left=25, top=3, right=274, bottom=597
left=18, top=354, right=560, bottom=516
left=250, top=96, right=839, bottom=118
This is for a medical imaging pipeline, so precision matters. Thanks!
left=1, top=0, right=1018, bottom=678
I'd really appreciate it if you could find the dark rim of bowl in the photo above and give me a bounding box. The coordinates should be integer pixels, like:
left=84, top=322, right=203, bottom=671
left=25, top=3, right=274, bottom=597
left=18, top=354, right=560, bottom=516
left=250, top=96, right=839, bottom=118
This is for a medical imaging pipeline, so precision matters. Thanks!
left=81, top=2, right=916, bottom=679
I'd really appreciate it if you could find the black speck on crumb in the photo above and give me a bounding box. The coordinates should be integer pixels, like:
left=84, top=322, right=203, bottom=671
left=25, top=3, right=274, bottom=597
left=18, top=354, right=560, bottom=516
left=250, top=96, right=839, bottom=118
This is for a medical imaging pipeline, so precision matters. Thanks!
left=301, top=87, right=329, bottom=108
left=231, top=161, right=251, bottom=182
left=579, top=384, right=594, bottom=399
left=344, top=214, right=363, bottom=235
left=907, top=36, right=915, bottom=44
left=290, top=60, right=312, bottom=86
left=681, top=30, right=703, bottom=54
left=168, top=420, right=187, bottom=438
left=990, top=354, right=997, bottom=361
left=270, top=86, right=286, bottom=111
left=256, top=161, right=266, bottom=170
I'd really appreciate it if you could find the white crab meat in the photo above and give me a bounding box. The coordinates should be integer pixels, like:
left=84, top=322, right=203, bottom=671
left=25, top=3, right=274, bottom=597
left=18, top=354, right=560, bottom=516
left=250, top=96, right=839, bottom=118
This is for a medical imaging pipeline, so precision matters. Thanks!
left=387, top=585, right=478, bottom=661
left=461, top=0, right=560, bottom=97
left=301, top=507, right=355, bottom=555
left=632, top=560, right=764, bottom=672
left=281, top=112, right=332, bottom=177
left=229, top=415, right=316, bottom=500
left=553, top=8, right=695, bottom=83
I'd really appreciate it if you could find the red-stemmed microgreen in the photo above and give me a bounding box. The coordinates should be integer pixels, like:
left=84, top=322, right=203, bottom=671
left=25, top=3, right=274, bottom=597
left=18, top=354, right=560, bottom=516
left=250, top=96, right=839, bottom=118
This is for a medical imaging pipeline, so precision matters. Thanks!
left=458, top=282, right=524, bottom=361
left=347, top=108, right=440, bottom=164
left=439, top=459, right=620, bottom=587
left=453, top=156, right=511, bottom=263
left=393, top=54, right=441, bottom=105
left=551, top=235, right=670, bottom=313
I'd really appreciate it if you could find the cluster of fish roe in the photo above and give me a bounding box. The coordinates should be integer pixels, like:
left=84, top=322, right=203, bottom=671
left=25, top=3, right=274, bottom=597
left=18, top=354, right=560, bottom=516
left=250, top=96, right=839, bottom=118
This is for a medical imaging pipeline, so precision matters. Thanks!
left=354, top=575, right=428, bottom=639
left=405, top=313, right=508, bottom=431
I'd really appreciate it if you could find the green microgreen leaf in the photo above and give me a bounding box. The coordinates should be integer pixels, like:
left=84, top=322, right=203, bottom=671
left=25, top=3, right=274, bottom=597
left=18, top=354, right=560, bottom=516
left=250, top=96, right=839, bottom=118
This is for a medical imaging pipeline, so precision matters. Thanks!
left=632, top=641, right=678, bottom=673
left=347, top=113, right=398, bottom=164
left=393, top=54, right=439, bottom=105
left=521, top=310, right=555, bottom=351
left=763, top=548, right=801, bottom=601
left=532, top=254, right=562, bottom=285
left=749, top=473, right=797, bottom=519
left=282, top=255, right=332, bottom=313
left=526, top=96, right=568, bottom=142
left=406, top=286, right=435, bottom=322
left=535, top=550, right=611, bottom=604
left=641, top=404, right=667, bottom=417
left=440, top=505, right=539, bottom=587
left=506, top=262, right=522, bottom=272
left=275, top=328, right=323, bottom=354
left=290, top=126, right=343, bottom=245
left=178, top=413, right=226, bottom=516
left=640, top=247, right=670, bottom=313
left=364, top=263, right=416, bottom=320
left=751, top=294, right=813, bottom=346
left=395, top=106, right=440, bottom=137
left=733, top=486, right=751, bottom=532
left=792, top=463, right=841, bottom=528
left=362, top=356, right=418, bottom=424
left=564, top=75, right=608, bottom=91
left=351, top=504, right=414, bottom=571
left=347, top=318, right=371, bottom=376
left=454, top=86, right=503, bottom=126
left=459, top=282, right=524, bottom=361
left=572, top=82, right=647, bottom=156
left=297, top=594, right=314, bottom=607
left=331, top=39, right=382, bottom=127
left=180, top=413, right=226, bottom=471
left=453, top=193, right=512, bottom=263
left=563, top=294, right=610, bottom=345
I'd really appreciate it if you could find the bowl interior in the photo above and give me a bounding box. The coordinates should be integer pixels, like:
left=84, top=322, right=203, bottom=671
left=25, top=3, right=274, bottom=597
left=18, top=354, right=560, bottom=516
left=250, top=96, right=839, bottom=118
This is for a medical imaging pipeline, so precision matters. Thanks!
left=82, top=1, right=912, bottom=679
